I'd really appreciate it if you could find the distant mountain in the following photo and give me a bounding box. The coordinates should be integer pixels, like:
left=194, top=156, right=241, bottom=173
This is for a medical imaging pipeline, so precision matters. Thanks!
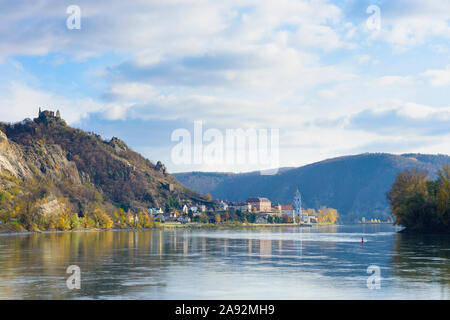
left=0, top=110, right=207, bottom=219
left=174, top=153, right=450, bottom=222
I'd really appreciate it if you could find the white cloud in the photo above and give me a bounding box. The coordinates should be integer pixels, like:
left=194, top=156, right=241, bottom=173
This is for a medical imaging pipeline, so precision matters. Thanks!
left=421, top=65, right=450, bottom=86
left=1, top=0, right=449, bottom=172
left=0, top=0, right=361, bottom=128
left=343, top=100, right=450, bottom=136
left=370, top=75, right=416, bottom=87
left=396, top=102, right=440, bottom=119
left=357, top=54, right=371, bottom=64
left=103, top=104, right=132, bottom=121
left=366, top=1, right=450, bottom=50
left=0, top=0, right=352, bottom=60
left=104, top=82, right=159, bottom=103
left=294, top=24, right=352, bottom=51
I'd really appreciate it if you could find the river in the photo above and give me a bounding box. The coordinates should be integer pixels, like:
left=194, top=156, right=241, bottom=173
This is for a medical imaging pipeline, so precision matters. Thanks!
left=0, top=224, right=449, bottom=299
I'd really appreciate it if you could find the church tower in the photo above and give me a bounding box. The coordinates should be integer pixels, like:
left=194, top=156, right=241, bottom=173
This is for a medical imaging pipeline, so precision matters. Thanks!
left=294, top=188, right=302, bottom=223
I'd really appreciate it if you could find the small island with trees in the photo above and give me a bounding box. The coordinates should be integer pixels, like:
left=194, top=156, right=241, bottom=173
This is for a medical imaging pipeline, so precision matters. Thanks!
left=388, top=164, right=450, bottom=234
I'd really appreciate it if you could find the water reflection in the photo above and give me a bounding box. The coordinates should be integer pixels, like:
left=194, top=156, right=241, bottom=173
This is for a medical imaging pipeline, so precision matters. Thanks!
left=392, top=233, right=450, bottom=292
left=0, top=225, right=448, bottom=299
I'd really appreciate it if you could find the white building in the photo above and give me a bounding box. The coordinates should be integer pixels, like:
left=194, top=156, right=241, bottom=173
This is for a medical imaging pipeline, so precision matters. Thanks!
left=229, top=202, right=252, bottom=212
left=281, top=204, right=294, bottom=216
left=191, top=206, right=199, bottom=213
left=218, top=200, right=228, bottom=210
left=148, top=208, right=163, bottom=215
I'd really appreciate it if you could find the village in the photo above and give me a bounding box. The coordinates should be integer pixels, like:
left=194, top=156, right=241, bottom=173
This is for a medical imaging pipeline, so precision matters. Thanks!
left=147, top=189, right=320, bottom=225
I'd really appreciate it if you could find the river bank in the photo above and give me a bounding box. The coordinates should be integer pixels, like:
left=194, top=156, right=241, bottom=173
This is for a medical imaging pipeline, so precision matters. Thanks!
left=0, top=221, right=324, bottom=235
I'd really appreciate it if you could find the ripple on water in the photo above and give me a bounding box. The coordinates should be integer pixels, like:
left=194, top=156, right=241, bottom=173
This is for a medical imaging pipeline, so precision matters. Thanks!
left=188, top=231, right=374, bottom=243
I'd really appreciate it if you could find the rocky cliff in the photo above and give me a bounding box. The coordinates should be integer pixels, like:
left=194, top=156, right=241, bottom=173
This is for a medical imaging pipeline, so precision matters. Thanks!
left=0, top=110, right=207, bottom=229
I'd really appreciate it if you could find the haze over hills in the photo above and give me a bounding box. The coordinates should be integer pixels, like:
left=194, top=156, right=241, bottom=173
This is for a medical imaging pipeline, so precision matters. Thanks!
left=174, top=153, right=450, bottom=222
left=0, top=110, right=207, bottom=220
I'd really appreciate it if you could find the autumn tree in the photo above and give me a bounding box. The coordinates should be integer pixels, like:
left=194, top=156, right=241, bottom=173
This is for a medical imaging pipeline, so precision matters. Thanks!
left=387, top=165, right=450, bottom=232
left=436, top=164, right=450, bottom=227
left=281, top=214, right=292, bottom=224
left=387, top=168, right=430, bottom=230
left=316, top=207, right=339, bottom=224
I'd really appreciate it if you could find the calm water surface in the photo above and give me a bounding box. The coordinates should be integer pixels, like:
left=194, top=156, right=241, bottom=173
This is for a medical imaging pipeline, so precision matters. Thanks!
left=0, top=224, right=449, bottom=299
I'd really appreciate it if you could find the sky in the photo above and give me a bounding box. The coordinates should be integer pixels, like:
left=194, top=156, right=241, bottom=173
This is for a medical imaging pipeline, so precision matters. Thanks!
left=0, top=0, right=449, bottom=173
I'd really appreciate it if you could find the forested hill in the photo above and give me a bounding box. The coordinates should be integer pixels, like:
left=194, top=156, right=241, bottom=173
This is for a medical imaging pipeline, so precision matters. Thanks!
left=174, top=153, right=450, bottom=222
left=0, top=110, right=207, bottom=219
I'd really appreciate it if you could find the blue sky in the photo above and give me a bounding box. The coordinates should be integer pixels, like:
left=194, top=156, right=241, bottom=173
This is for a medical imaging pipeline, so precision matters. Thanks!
left=0, top=0, right=449, bottom=173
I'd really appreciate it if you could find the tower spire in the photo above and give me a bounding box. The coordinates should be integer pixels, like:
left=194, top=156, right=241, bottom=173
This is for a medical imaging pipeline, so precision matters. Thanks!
left=294, top=187, right=302, bottom=224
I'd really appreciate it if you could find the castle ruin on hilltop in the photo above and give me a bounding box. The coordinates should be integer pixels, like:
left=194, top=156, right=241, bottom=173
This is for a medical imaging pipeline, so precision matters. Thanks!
left=38, top=108, right=61, bottom=120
